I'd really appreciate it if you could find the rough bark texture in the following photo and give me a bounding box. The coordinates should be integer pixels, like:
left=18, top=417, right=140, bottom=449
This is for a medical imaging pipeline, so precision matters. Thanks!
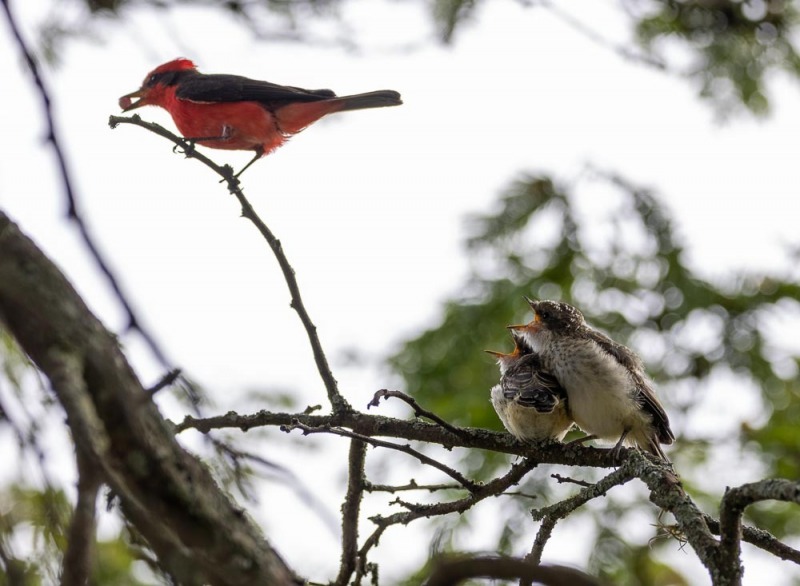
left=0, top=211, right=301, bottom=586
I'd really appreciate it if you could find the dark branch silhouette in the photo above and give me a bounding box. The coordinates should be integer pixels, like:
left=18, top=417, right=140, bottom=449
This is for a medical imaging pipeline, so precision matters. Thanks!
left=1, top=0, right=173, bottom=371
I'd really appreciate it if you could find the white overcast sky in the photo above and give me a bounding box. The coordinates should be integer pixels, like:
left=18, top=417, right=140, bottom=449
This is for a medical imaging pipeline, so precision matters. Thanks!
left=2, top=0, right=799, bottom=583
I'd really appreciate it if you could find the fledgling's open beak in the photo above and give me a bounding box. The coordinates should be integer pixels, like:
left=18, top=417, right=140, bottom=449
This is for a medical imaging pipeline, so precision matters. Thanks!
left=508, top=313, right=540, bottom=331
left=523, top=296, right=540, bottom=313
left=119, top=88, right=148, bottom=111
left=509, top=296, right=541, bottom=331
left=508, top=316, right=540, bottom=335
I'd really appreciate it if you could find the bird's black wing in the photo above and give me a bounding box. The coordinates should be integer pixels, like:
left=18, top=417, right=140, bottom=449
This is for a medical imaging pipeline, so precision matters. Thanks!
left=175, top=73, right=337, bottom=105
left=584, top=327, right=674, bottom=444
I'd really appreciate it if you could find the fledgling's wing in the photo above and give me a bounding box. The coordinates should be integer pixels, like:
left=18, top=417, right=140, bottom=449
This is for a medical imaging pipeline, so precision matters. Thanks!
left=635, top=383, right=675, bottom=444
left=176, top=73, right=337, bottom=105
left=583, top=327, right=644, bottom=373
left=516, top=388, right=558, bottom=413
left=502, top=354, right=567, bottom=413
left=583, top=327, right=674, bottom=445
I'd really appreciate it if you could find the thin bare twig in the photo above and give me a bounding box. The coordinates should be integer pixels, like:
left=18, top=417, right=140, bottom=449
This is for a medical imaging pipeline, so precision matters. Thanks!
left=550, top=473, right=594, bottom=487
left=109, top=114, right=351, bottom=414
left=527, top=465, right=636, bottom=569
left=281, top=420, right=479, bottom=491
left=1, top=0, right=171, bottom=369
left=368, top=389, right=465, bottom=436
left=208, top=436, right=339, bottom=535
left=356, top=459, right=539, bottom=580
left=146, top=369, right=182, bottom=396
left=364, top=480, right=463, bottom=493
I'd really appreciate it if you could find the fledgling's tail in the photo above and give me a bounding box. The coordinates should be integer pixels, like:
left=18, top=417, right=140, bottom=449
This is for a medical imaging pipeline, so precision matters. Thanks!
left=642, top=434, right=670, bottom=462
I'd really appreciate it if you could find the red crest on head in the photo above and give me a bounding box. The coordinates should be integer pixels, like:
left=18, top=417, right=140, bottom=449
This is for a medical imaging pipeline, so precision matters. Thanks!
left=149, top=58, right=197, bottom=76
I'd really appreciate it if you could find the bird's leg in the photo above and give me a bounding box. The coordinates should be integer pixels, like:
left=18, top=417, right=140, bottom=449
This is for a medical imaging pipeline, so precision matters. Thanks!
left=611, top=428, right=631, bottom=459
left=233, top=147, right=264, bottom=178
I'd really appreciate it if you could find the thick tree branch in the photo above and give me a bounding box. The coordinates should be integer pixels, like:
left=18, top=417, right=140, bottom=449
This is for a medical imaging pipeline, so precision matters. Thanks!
left=333, top=440, right=367, bottom=586
left=703, top=514, right=800, bottom=564
left=0, top=211, right=301, bottom=585
left=108, top=115, right=350, bottom=414
left=718, top=479, right=800, bottom=583
left=61, top=450, right=101, bottom=586
left=176, top=409, right=621, bottom=467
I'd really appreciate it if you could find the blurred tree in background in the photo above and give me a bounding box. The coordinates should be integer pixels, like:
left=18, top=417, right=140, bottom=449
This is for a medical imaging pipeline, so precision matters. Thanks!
left=389, top=167, right=800, bottom=583
left=2, top=0, right=799, bottom=584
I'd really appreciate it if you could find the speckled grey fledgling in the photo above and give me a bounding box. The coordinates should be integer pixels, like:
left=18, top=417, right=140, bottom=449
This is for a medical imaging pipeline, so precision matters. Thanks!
left=487, top=333, right=573, bottom=442
left=509, top=299, right=674, bottom=460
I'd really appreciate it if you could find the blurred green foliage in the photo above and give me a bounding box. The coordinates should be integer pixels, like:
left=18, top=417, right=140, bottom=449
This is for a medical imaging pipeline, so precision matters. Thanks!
left=636, top=0, right=800, bottom=116
left=0, top=485, right=151, bottom=585
left=8, top=0, right=800, bottom=583
left=32, top=0, right=800, bottom=116
left=387, top=167, right=800, bottom=578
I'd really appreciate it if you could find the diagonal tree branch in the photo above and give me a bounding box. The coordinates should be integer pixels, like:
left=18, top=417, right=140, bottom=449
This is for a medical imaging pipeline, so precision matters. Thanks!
left=423, top=555, right=601, bottom=586
left=354, top=458, right=539, bottom=581
left=0, top=211, right=301, bottom=585
left=2, top=0, right=172, bottom=370
left=527, top=464, right=637, bottom=567
left=108, top=114, right=351, bottom=414
left=368, top=389, right=466, bottom=436
left=282, top=420, right=480, bottom=491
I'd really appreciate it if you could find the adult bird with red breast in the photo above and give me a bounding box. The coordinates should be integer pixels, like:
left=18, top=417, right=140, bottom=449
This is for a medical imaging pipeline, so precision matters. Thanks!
left=119, top=58, right=402, bottom=177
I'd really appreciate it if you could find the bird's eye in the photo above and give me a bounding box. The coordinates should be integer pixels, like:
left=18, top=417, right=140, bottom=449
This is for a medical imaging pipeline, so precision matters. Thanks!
left=147, top=74, right=157, bottom=86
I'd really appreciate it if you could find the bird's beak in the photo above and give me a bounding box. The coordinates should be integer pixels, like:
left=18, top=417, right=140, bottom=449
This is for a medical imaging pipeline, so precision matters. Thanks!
left=507, top=315, right=540, bottom=331
left=524, top=296, right=539, bottom=311
left=508, top=305, right=541, bottom=333
left=119, top=88, right=148, bottom=111
left=485, top=350, right=507, bottom=358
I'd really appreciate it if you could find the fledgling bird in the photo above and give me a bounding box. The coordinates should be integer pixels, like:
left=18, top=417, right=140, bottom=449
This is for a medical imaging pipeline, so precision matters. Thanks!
left=509, top=299, right=674, bottom=460
left=119, top=58, right=402, bottom=176
left=486, top=333, right=574, bottom=442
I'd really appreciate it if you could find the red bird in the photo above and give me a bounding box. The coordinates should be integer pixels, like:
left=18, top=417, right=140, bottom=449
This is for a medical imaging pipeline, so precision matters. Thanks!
left=119, top=58, right=402, bottom=176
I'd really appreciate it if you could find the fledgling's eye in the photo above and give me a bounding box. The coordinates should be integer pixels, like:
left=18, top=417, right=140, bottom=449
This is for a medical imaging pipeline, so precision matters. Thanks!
left=147, top=74, right=157, bottom=86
